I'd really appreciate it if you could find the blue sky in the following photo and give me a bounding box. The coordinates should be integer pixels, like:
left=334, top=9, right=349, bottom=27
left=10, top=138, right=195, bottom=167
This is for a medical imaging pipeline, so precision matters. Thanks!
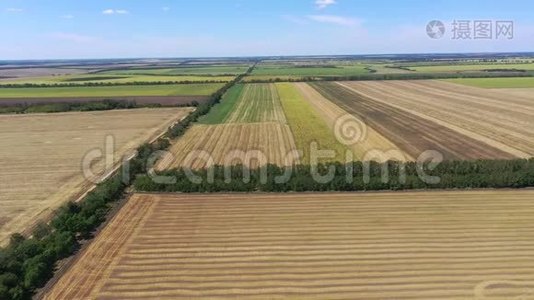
left=1, top=0, right=533, bottom=59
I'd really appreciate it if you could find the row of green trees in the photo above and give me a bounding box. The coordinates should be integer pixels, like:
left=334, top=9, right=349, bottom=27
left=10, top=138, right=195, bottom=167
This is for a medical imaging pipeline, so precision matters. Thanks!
left=0, top=80, right=228, bottom=89
left=244, top=71, right=534, bottom=83
left=134, top=159, right=534, bottom=193
left=0, top=99, right=141, bottom=114
left=0, top=68, right=252, bottom=299
left=0, top=99, right=204, bottom=115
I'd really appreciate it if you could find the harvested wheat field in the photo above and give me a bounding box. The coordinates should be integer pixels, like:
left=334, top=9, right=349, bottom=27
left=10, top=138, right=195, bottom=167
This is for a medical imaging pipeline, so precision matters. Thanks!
left=225, top=83, right=286, bottom=123
left=492, top=87, right=534, bottom=100
left=46, top=190, right=534, bottom=299
left=294, top=82, right=410, bottom=161
left=340, top=80, right=534, bottom=158
left=0, top=108, right=192, bottom=245
left=311, top=81, right=517, bottom=161
left=157, top=122, right=298, bottom=169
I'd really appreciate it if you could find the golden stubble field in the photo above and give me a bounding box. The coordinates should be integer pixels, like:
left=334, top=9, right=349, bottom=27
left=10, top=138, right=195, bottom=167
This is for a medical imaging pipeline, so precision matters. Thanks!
left=46, top=190, right=534, bottom=299
left=158, top=83, right=300, bottom=169
left=156, top=122, right=299, bottom=169
left=0, top=108, right=192, bottom=245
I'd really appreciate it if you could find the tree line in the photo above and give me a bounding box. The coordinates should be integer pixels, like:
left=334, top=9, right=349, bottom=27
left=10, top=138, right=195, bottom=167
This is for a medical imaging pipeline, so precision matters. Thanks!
left=0, top=99, right=200, bottom=115
left=0, top=80, right=229, bottom=89
left=134, top=159, right=534, bottom=193
left=0, top=71, right=247, bottom=299
left=243, top=71, right=534, bottom=83
left=0, top=99, right=141, bottom=114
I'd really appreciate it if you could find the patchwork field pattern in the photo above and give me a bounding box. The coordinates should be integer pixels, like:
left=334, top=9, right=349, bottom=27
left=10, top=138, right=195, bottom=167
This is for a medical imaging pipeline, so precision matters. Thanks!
left=294, top=82, right=409, bottom=161
left=311, top=81, right=518, bottom=160
left=0, top=83, right=223, bottom=98
left=251, top=65, right=371, bottom=77
left=160, top=83, right=301, bottom=168
left=46, top=190, right=534, bottom=299
left=0, top=108, right=193, bottom=245
left=342, top=80, right=534, bottom=158
left=103, top=65, right=250, bottom=76
left=0, top=74, right=236, bottom=85
left=408, top=63, right=534, bottom=73
left=157, top=122, right=298, bottom=169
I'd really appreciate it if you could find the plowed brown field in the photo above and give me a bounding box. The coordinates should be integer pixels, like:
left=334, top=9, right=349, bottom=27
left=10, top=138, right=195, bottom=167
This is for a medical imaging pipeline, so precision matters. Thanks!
left=0, top=108, right=192, bottom=245
left=45, top=190, right=534, bottom=299
left=294, top=82, right=410, bottom=161
left=156, top=122, right=298, bottom=169
left=342, top=80, right=534, bottom=158
left=311, top=81, right=516, bottom=160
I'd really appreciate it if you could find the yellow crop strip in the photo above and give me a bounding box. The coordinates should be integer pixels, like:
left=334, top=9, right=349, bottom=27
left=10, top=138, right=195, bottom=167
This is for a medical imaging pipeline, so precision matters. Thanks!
left=276, top=83, right=349, bottom=164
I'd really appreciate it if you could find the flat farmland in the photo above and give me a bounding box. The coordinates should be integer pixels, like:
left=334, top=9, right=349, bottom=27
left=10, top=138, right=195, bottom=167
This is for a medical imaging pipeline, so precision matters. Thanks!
left=294, top=82, right=409, bottom=161
left=407, top=63, right=534, bottom=73
left=45, top=190, right=534, bottom=299
left=243, top=75, right=305, bottom=82
left=225, top=83, right=287, bottom=123
left=0, top=108, right=193, bottom=245
left=276, top=83, right=349, bottom=164
left=311, top=81, right=517, bottom=160
left=493, top=87, right=534, bottom=99
left=0, top=96, right=210, bottom=107
left=0, top=74, right=235, bottom=85
left=162, top=83, right=300, bottom=169
left=198, top=84, right=243, bottom=124
left=103, top=65, right=250, bottom=76
left=251, top=65, right=370, bottom=77
left=156, top=122, right=298, bottom=169
left=0, top=83, right=223, bottom=98
left=445, top=77, right=534, bottom=88
left=340, top=80, right=534, bottom=158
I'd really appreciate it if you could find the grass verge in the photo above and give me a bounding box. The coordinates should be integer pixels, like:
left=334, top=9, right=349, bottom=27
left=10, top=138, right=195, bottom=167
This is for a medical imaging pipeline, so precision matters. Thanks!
left=198, top=84, right=244, bottom=124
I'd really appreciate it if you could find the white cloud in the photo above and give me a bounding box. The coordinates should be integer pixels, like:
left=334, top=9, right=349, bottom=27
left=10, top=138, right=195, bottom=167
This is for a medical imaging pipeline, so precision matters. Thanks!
left=162, top=7, right=170, bottom=12
left=281, top=15, right=309, bottom=25
left=308, top=15, right=360, bottom=26
left=61, top=14, right=74, bottom=19
left=5, top=8, right=23, bottom=13
left=315, top=0, right=336, bottom=9
left=102, top=9, right=129, bottom=15
left=48, top=32, right=97, bottom=43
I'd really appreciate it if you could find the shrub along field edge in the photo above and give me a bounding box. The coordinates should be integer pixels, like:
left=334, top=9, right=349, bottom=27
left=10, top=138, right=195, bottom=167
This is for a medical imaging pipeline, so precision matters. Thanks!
left=134, top=159, right=534, bottom=193
left=0, top=99, right=172, bottom=114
